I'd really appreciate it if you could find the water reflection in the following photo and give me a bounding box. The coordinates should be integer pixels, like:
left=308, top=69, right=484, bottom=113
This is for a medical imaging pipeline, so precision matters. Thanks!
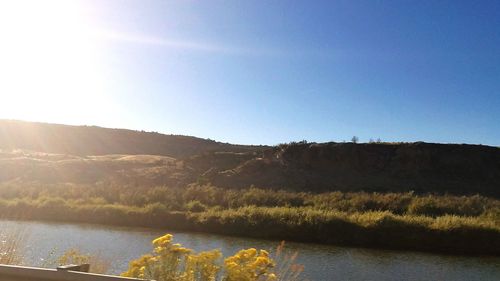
left=0, top=220, right=498, bottom=281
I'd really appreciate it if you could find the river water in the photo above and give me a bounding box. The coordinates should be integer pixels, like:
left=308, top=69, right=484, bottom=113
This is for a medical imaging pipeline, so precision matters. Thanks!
left=0, top=220, right=498, bottom=280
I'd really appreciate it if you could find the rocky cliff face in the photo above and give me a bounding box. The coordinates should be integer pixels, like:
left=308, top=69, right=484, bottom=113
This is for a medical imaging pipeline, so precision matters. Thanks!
left=209, top=142, right=500, bottom=196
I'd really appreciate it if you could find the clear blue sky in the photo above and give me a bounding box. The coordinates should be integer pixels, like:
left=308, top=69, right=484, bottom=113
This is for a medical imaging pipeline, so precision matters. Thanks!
left=0, top=0, right=499, bottom=145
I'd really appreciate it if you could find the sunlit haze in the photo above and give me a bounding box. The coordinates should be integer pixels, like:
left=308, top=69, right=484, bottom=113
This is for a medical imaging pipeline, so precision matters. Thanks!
left=0, top=0, right=499, bottom=145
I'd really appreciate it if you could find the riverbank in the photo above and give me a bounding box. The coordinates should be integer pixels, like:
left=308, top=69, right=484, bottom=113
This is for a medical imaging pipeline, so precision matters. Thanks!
left=1, top=203, right=498, bottom=256
left=0, top=184, right=498, bottom=256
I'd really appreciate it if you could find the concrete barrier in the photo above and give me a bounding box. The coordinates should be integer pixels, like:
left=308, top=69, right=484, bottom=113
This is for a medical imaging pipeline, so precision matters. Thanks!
left=0, top=264, right=150, bottom=281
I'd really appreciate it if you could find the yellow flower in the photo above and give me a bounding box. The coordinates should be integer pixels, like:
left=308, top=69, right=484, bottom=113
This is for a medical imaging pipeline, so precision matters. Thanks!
left=171, top=247, right=192, bottom=254
left=267, top=273, right=277, bottom=281
left=152, top=234, right=172, bottom=247
left=123, top=233, right=283, bottom=281
left=225, top=261, right=238, bottom=268
left=260, top=250, right=270, bottom=257
left=253, top=256, right=269, bottom=267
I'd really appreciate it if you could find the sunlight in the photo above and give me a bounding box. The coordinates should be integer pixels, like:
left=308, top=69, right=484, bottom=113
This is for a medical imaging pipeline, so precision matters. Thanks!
left=0, top=0, right=110, bottom=124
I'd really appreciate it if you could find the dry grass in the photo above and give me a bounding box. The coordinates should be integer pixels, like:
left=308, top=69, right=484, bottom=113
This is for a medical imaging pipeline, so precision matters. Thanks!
left=272, top=241, right=305, bottom=281
left=57, top=248, right=110, bottom=274
left=0, top=227, right=25, bottom=265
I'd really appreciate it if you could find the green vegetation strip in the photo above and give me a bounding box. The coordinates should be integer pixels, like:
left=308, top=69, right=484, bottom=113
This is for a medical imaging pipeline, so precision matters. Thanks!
left=0, top=184, right=498, bottom=255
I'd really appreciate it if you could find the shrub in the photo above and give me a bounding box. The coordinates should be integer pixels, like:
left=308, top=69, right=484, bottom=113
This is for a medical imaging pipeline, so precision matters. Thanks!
left=185, top=201, right=207, bottom=212
left=0, top=228, right=24, bottom=265
left=122, top=234, right=288, bottom=281
left=58, top=249, right=110, bottom=274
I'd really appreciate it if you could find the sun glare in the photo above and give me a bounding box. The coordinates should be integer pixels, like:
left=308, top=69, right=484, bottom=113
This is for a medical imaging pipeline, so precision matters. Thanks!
left=0, top=0, right=109, bottom=124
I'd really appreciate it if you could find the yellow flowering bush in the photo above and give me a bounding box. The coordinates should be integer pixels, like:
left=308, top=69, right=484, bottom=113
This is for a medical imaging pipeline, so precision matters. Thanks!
left=184, top=250, right=222, bottom=281
left=123, top=234, right=201, bottom=281
left=122, top=234, right=298, bottom=281
left=223, top=249, right=276, bottom=281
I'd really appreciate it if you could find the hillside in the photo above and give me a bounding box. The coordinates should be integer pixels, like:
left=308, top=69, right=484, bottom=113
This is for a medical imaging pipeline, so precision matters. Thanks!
left=209, top=142, right=500, bottom=197
left=0, top=120, right=266, bottom=158
left=0, top=120, right=499, bottom=197
left=1, top=121, right=499, bottom=255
